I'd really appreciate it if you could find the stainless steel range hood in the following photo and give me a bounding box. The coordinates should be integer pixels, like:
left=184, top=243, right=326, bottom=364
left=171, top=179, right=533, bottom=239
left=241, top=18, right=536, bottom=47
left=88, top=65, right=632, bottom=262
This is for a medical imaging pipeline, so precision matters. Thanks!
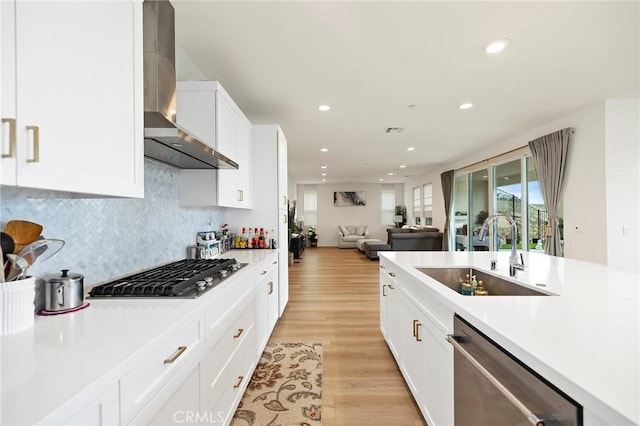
left=143, top=1, right=238, bottom=169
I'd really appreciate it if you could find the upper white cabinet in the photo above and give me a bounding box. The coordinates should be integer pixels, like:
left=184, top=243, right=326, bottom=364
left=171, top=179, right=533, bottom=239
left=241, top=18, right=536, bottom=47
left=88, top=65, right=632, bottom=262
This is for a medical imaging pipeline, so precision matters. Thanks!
left=225, top=125, right=289, bottom=315
left=176, top=80, right=253, bottom=209
left=0, top=0, right=144, bottom=197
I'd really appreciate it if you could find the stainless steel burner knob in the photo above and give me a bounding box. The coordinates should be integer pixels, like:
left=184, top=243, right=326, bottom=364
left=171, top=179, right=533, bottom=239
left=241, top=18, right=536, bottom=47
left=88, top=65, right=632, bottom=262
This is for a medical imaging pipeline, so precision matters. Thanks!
left=219, top=270, right=228, bottom=278
left=196, top=280, right=207, bottom=291
left=204, top=277, right=214, bottom=286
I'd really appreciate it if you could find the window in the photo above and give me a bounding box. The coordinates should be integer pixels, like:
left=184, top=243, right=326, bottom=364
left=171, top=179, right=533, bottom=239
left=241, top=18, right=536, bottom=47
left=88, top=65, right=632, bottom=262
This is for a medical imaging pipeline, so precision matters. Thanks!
left=381, top=189, right=396, bottom=225
left=303, top=190, right=317, bottom=226
left=422, top=183, right=433, bottom=225
left=450, top=149, right=563, bottom=255
left=413, top=186, right=421, bottom=223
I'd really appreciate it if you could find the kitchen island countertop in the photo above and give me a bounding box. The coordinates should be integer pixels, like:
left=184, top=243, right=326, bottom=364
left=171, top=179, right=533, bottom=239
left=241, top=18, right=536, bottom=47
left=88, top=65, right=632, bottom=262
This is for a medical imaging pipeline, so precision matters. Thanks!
left=380, top=250, right=639, bottom=425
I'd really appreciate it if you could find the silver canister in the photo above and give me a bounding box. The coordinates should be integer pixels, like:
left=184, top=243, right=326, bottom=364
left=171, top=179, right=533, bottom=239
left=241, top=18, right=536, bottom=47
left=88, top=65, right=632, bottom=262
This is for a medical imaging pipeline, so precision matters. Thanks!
left=44, top=269, right=84, bottom=312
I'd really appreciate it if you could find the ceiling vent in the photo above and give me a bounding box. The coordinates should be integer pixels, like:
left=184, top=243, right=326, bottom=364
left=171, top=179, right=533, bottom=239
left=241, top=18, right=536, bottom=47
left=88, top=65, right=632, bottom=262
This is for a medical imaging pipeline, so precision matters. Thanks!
left=384, top=127, right=404, bottom=134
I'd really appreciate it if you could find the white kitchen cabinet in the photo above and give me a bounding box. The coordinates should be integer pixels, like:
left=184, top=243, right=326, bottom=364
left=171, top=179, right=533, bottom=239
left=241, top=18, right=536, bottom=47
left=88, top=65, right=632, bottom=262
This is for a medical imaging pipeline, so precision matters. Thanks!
left=0, top=0, right=143, bottom=197
left=400, top=293, right=454, bottom=426
left=64, top=383, right=120, bottom=426
left=200, top=287, right=256, bottom=425
left=255, top=254, right=279, bottom=355
left=225, top=125, right=289, bottom=316
left=176, top=80, right=252, bottom=209
left=380, top=260, right=454, bottom=426
left=120, top=315, right=204, bottom=424
left=379, top=261, right=402, bottom=360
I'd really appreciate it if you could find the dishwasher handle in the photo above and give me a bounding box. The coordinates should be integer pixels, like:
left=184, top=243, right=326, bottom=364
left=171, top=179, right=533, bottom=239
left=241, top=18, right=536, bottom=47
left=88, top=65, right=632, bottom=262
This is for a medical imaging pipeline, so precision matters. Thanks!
left=447, top=334, right=547, bottom=426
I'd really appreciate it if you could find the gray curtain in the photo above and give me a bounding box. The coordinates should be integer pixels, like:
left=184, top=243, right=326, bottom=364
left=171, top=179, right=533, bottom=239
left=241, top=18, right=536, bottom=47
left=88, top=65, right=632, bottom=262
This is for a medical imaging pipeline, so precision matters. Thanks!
left=528, top=128, right=572, bottom=256
left=440, top=170, right=454, bottom=251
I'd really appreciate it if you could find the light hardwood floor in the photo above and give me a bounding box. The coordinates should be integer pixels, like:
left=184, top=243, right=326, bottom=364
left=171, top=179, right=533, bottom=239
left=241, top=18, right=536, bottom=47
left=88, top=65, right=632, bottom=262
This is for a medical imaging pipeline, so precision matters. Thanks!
left=269, top=247, right=426, bottom=426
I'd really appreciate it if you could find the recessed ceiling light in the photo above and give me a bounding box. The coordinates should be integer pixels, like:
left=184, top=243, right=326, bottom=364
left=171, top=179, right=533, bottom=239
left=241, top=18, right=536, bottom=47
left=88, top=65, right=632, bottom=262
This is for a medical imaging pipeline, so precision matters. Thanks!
left=388, top=172, right=394, bottom=176
left=322, top=179, right=326, bottom=182
left=320, top=164, right=327, bottom=169
left=407, top=147, right=415, bottom=151
left=379, top=178, right=384, bottom=181
left=318, top=105, right=330, bottom=111
left=321, top=173, right=327, bottom=176
left=458, top=103, right=473, bottom=110
left=320, top=148, right=328, bottom=152
left=485, top=38, right=509, bottom=54
left=400, top=165, right=407, bottom=168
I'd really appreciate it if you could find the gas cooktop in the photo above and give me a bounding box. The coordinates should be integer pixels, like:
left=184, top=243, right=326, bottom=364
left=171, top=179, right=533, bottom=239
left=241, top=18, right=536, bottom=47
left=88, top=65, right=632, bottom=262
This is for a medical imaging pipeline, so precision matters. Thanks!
left=88, top=258, right=247, bottom=299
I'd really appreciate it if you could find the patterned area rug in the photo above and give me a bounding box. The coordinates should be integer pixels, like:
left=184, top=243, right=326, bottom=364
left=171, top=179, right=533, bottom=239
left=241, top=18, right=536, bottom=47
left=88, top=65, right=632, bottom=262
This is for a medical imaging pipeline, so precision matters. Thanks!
left=231, top=343, right=323, bottom=426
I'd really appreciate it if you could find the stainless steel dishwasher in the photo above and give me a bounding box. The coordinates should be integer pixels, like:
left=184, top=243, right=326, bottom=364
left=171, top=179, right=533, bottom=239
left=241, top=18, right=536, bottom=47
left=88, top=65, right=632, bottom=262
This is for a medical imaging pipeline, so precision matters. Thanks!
left=447, top=315, right=582, bottom=426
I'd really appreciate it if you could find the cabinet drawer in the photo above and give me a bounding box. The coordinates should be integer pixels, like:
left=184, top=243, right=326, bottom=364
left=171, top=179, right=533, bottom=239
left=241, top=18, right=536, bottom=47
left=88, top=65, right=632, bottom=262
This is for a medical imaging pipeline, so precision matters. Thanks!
left=120, top=317, right=203, bottom=424
left=204, top=277, right=252, bottom=339
left=205, top=338, right=256, bottom=426
left=203, top=291, right=255, bottom=390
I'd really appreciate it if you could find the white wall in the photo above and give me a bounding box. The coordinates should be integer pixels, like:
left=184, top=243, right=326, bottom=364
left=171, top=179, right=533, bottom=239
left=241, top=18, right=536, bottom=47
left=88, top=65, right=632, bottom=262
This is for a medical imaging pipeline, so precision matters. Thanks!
left=605, top=99, right=639, bottom=273
left=297, top=183, right=403, bottom=246
left=401, top=100, right=638, bottom=266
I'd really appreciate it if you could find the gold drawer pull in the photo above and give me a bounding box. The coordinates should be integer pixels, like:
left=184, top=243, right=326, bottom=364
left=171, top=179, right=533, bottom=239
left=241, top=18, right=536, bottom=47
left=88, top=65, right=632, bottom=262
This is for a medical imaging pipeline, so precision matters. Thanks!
left=388, top=272, right=396, bottom=277
left=261, top=270, right=267, bottom=275
left=388, top=284, right=394, bottom=290
left=233, top=328, right=244, bottom=339
left=26, top=125, right=39, bottom=163
left=379, top=265, right=385, bottom=269
left=164, top=346, right=187, bottom=364
left=414, top=321, right=422, bottom=341
left=272, top=261, right=278, bottom=264
left=382, top=284, right=387, bottom=297
left=1, top=118, right=16, bottom=158
left=233, top=376, right=244, bottom=388
left=268, top=282, right=273, bottom=294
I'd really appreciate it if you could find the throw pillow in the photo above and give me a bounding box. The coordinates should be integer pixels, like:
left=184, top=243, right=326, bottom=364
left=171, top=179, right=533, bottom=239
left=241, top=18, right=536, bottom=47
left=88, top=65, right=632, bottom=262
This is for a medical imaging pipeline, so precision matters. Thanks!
left=339, top=225, right=351, bottom=236
left=356, top=224, right=367, bottom=236
left=346, top=226, right=358, bottom=235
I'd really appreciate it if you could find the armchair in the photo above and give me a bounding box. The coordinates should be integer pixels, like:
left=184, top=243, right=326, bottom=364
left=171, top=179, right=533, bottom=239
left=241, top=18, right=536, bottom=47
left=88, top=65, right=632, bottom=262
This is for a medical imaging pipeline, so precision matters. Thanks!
left=338, top=225, right=369, bottom=248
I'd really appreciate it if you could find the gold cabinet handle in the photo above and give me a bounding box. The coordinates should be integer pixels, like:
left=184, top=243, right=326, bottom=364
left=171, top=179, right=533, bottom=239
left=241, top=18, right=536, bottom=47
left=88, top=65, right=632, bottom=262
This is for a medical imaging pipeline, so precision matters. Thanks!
left=233, top=328, right=244, bottom=338
left=261, top=270, right=268, bottom=275
left=388, top=272, right=396, bottom=277
left=26, top=125, right=39, bottom=163
left=283, top=214, right=287, bottom=224
left=164, top=346, right=187, bottom=364
left=388, top=284, right=394, bottom=290
left=268, top=282, right=273, bottom=294
left=272, top=260, right=278, bottom=264
left=412, top=320, right=419, bottom=337
left=379, top=265, right=385, bottom=269
left=233, top=376, right=244, bottom=388
left=382, top=284, right=387, bottom=297
left=1, top=118, right=16, bottom=158
left=282, top=196, right=287, bottom=206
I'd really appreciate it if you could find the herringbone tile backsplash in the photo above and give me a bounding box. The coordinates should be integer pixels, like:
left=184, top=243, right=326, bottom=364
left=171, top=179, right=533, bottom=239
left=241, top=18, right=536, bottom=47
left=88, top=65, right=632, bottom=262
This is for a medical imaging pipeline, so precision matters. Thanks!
left=0, top=159, right=224, bottom=286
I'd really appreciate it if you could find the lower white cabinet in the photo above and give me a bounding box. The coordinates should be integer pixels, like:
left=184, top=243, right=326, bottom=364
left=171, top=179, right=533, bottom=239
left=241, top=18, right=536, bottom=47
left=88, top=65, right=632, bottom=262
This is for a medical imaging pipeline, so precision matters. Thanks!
left=380, top=259, right=454, bottom=426
left=400, top=294, right=454, bottom=426
left=65, top=383, right=120, bottom=426
left=120, top=316, right=203, bottom=424
left=379, top=262, right=402, bottom=359
left=255, top=255, right=279, bottom=355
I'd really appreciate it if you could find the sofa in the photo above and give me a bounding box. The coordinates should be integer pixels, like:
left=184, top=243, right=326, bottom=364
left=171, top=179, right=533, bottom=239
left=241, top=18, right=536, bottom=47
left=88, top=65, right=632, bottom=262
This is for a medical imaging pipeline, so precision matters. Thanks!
left=364, top=228, right=443, bottom=259
left=338, top=225, right=370, bottom=248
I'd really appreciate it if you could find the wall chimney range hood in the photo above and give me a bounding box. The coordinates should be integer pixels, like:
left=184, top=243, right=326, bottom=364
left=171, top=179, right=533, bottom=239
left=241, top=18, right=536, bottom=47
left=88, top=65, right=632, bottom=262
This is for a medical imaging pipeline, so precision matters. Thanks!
left=143, top=0, right=238, bottom=170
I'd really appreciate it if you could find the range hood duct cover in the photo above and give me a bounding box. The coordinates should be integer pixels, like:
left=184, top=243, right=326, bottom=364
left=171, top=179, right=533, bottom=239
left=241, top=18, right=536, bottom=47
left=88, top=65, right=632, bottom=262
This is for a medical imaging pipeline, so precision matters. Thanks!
left=143, top=0, right=238, bottom=169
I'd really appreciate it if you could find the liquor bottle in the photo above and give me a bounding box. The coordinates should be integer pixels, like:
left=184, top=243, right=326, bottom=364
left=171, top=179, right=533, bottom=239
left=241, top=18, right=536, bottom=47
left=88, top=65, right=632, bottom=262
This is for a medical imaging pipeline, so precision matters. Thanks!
left=259, top=228, right=265, bottom=248
left=247, top=228, right=253, bottom=249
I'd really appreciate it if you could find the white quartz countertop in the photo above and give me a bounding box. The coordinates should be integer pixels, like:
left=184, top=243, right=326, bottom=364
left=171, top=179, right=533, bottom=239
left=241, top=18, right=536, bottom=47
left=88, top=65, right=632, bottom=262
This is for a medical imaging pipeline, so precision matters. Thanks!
left=0, top=249, right=276, bottom=425
left=380, top=250, right=640, bottom=425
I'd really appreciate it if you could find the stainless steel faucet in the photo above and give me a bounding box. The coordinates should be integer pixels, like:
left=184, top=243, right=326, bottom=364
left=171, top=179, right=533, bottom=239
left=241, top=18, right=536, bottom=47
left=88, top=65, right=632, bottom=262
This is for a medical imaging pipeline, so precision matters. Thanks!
left=478, top=213, right=525, bottom=276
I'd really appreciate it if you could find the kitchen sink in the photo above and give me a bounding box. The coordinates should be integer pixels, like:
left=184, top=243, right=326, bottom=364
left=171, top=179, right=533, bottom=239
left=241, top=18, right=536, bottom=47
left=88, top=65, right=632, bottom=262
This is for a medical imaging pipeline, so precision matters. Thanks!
left=416, top=267, right=551, bottom=296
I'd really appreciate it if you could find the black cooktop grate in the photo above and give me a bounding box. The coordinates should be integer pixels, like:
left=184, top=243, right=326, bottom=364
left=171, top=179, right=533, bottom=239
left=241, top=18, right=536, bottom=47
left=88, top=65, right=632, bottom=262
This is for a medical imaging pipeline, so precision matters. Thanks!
left=89, top=258, right=242, bottom=298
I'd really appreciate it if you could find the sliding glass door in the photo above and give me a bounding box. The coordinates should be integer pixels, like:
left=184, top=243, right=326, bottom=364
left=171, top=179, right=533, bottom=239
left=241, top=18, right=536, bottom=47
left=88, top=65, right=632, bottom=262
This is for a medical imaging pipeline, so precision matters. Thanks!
left=450, top=151, right=562, bottom=255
